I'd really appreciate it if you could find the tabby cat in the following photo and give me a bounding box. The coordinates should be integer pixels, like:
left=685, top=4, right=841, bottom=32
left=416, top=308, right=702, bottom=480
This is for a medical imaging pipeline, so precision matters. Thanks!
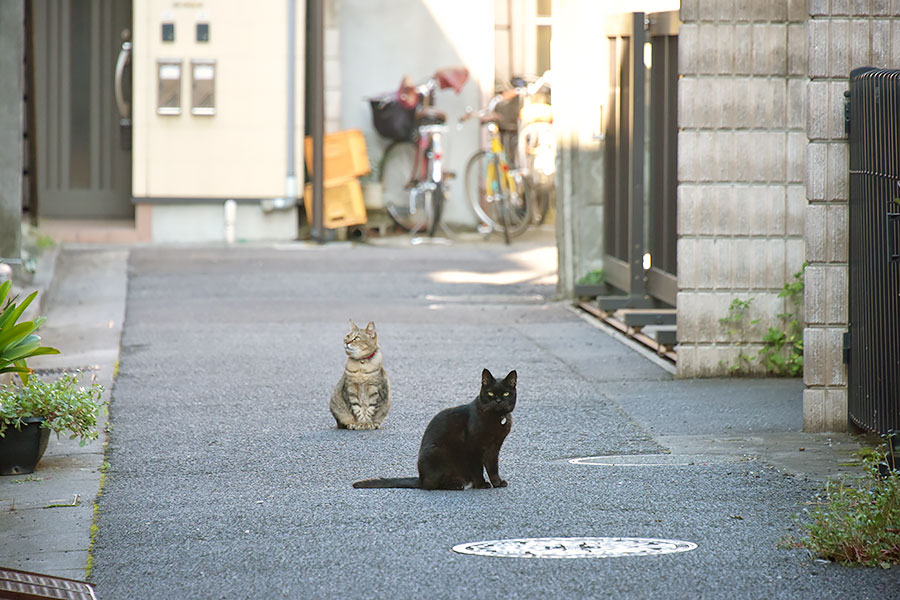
left=353, top=368, right=516, bottom=490
left=330, top=320, right=391, bottom=430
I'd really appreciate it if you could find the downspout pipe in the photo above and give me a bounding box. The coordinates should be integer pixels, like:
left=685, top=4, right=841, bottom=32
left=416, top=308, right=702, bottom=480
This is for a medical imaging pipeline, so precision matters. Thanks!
left=262, top=0, right=298, bottom=212
left=309, top=0, right=325, bottom=242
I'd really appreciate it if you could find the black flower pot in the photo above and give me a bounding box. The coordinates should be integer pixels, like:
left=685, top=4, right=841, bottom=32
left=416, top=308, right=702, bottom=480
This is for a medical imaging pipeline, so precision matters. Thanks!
left=0, top=417, right=50, bottom=475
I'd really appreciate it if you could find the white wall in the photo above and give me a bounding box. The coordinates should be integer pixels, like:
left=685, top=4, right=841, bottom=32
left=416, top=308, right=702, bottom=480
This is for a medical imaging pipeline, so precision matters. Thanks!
left=339, top=0, right=493, bottom=226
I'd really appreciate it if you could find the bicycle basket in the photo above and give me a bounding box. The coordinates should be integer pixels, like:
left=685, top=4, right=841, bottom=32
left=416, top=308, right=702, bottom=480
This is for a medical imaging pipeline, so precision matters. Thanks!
left=369, top=97, right=417, bottom=141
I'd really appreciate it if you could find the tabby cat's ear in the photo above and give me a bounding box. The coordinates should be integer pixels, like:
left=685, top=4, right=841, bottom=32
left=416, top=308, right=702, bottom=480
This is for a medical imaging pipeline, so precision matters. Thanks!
left=365, top=321, right=376, bottom=336
left=503, top=370, right=517, bottom=387
left=349, top=319, right=359, bottom=331
left=482, top=368, right=495, bottom=387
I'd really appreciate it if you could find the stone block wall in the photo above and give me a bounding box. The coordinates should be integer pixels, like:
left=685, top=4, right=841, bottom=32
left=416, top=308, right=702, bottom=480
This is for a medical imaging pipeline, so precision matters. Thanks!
left=803, top=1, right=900, bottom=431
left=676, top=0, right=808, bottom=377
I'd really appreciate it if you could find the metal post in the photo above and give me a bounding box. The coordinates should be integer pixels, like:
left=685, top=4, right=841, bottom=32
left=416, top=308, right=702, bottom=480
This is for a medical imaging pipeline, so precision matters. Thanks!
left=285, top=0, right=297, bottom=206
left=24, top=0, right=38, bottom=226
left=309, top=0, right=325, bottom=242
left=627, top=12, right=646, bottom=298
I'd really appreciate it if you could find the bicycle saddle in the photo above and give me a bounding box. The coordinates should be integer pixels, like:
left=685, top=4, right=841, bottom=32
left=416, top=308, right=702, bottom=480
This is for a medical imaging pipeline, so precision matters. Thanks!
left=417, top=107, right=447, bottom=126
left=435, top=67, right=469, bottom=93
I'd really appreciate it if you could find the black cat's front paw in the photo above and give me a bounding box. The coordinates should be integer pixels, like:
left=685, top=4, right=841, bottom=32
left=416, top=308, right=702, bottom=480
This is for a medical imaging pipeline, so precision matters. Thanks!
left=492, top=479, right=508, bottom=488
left=474, top=480, right=492, bottom=489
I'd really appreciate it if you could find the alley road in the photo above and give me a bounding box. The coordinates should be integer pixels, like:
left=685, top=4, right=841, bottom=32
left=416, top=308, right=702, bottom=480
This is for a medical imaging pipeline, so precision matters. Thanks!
left=91, top=238, right=899, bottom=599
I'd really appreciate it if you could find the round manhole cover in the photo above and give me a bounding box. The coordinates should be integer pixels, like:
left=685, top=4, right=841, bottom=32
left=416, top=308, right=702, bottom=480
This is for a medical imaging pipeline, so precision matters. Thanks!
left=452, top=537, right=697, bottom=559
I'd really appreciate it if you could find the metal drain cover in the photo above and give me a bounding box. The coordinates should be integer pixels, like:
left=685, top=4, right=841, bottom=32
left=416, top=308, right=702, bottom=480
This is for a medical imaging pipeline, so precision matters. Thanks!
left=452, top=537, right=697, bottom=559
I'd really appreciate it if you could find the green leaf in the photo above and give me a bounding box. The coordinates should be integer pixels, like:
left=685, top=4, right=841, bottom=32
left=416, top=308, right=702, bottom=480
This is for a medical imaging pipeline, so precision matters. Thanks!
left=0, top=291, right=37, bottom=331
left=4, top=341, right=42, bottom=362
left=0, top=321, right=36, bottom=353
left=13, top=359, right=30, bottom=385
left=26, top=346, right=59, bottom=358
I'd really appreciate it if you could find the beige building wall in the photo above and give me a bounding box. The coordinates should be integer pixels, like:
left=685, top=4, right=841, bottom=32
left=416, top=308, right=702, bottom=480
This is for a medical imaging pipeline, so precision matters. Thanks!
left=803, top=1, right=900, bottom=431
left=132, top=0, right=304, bottom=201
left=676, top=0, right=808, bottom=377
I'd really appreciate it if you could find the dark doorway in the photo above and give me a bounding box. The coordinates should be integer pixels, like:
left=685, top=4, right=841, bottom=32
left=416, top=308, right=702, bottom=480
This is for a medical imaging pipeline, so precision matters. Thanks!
left=30, top=0, right=133, bottom=219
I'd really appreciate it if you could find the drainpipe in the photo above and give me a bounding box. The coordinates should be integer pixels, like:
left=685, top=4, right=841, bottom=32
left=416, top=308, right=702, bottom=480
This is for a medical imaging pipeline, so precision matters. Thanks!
left=308, top=0, right=325, bottom=242
left=261, top=0, right=299, bottom=213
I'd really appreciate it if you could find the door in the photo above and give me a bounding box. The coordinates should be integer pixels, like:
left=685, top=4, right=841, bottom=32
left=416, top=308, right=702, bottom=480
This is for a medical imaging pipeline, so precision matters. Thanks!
left=31, top=0, right=132, bottom=219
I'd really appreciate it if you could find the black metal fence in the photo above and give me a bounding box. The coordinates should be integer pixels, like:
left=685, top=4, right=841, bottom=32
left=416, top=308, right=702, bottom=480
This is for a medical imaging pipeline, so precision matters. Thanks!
left=847, top=66, right=900, bottom=435
left=596, top=11, right=679, bottom=309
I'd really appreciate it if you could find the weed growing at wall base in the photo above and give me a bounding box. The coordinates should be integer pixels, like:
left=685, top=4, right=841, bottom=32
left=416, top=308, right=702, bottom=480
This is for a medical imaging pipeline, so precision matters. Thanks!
left=782, top=446, right=900, bottom=567
left=719, top=263, right=806, bottom=376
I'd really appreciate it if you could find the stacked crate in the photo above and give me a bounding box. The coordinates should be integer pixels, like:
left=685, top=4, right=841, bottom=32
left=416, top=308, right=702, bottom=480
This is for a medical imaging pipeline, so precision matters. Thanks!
left=304, top=130, right=370, bottom=229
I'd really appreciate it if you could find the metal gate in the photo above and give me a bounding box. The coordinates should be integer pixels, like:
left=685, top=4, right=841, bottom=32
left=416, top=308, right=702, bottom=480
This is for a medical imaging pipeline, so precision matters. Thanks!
left=847, top=66, right=900, bottom=435
left=646, top=12, right=679, bottom=306
left=597, top=11, right=679, bottom=310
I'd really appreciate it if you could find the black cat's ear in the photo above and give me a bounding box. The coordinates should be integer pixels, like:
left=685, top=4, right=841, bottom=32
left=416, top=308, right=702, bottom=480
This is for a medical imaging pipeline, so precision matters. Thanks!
left=365, top=321, right=376, bottom=336
left=503, top=370, right=517, bottom=387
left=482, top=368, right=495, bottom=387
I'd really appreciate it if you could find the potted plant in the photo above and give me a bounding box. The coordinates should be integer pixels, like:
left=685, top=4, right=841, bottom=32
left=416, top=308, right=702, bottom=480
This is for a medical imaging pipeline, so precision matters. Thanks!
left=0, top=278, right=99, bottom=475
left=0, top=373, right=105, bottom=475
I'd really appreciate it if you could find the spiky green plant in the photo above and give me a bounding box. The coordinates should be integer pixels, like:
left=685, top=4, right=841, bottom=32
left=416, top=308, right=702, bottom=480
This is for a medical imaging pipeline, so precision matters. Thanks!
left=0, top=279, right=59, bottom=384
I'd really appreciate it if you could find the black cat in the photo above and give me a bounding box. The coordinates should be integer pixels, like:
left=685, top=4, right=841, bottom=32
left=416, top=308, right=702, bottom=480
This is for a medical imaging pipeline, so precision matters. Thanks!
left=353, top=368, right=517, bottom=490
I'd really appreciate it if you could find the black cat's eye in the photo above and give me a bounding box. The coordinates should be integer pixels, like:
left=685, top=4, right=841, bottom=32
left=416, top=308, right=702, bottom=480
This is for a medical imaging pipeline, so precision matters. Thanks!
left=503, top=392, right=509, bottom=397
left=487, top=392, right=494, bottom=397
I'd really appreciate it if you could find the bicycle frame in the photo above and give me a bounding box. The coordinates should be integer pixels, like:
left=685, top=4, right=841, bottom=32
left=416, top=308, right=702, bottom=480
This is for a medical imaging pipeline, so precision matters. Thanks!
left=403, top=123, right=446, bottom=217
left=483, top=123, right=518, bottom=205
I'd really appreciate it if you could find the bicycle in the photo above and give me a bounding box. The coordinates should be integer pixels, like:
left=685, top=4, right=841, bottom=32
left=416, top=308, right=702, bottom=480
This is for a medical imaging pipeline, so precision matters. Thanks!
left=368, top=68, right=468, bottom=238
left=462, top=71, right=554, bottom=243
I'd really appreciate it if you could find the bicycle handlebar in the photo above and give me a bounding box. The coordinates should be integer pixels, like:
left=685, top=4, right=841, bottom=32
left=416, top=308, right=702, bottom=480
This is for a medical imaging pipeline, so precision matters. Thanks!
left=459, top=70, right=551, bottom=123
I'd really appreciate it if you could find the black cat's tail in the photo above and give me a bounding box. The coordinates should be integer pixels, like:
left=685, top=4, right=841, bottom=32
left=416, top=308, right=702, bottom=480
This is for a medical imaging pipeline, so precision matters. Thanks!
left=352, top=477, right=420, bottom=489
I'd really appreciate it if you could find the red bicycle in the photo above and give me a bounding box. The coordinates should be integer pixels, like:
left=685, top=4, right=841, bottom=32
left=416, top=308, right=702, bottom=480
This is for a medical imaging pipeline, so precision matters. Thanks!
left=368, top=67, right=468, bottom=237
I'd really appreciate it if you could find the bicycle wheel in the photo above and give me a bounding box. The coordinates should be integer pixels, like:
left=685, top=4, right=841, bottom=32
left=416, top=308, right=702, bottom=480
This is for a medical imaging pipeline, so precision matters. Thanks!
left=520, top=120, right=555, bottom=224
left=464, top=150, right=495, bottom=230
left=491, top=157, right=533, bottom=242
left=530, top=182, right=553, bottom=225
left=380, top=141, right=426, bottom=232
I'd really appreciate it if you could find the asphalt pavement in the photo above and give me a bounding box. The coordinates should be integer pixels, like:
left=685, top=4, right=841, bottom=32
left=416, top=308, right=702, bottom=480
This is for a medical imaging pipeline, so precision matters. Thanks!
left=2, top=231, right=898, bottom=599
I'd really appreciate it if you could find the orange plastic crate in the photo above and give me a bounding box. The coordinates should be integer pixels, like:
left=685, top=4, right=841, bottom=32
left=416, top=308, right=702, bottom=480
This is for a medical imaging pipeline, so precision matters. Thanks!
left=304, top=129, right=371, bottom=182
left=304, top=178, right=367, bottom=229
